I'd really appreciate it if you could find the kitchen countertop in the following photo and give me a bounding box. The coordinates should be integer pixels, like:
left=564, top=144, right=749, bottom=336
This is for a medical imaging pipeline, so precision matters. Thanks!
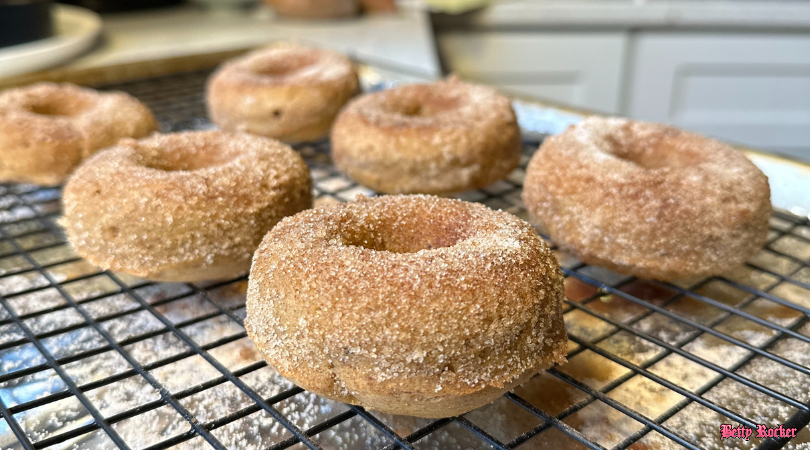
left=89, top=4, right=439, bottom=76
left=0, top=3, right=441, bottom=86
left=431, top=0, right=810, bottom=29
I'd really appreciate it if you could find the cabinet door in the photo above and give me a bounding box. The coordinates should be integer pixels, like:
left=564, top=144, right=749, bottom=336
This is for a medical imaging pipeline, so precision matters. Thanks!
left=438, top=32, right=627, bottom=114
left=627, top=33, right=810, bottom=160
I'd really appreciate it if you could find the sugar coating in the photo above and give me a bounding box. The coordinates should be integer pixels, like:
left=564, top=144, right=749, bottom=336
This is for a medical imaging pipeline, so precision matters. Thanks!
left=207, top=44, right=359, bottom=143
left=62, top=130, right=312, bottom=282
left=0, top=82, right=158, bottom=185
left=330, top=78, right=522, bottom=195
left=523, top=117, right=772, bottom=281
left=245, top=195, right=568, bottom=418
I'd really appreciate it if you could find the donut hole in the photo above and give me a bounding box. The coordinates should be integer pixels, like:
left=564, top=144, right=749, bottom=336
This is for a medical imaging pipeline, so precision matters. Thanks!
left=138, top=139, right=240, bottom=172
left=386, top=87, right=462, bottom=118
left=248, top=52, right=318, bottom=78
left=400, top=102, right=446, bottom=117
left=400, top=98, right=460, bottom=118
left=26, top=97, right=92, bottom=117
left=339, top=206, right=475, bottom=253
left=340, top=225, right=466, bottom=253
left=601, top=127, right=707, bottom=170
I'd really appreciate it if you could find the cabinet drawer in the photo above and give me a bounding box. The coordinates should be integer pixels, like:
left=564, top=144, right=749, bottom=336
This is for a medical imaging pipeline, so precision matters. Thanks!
left=438, top=32, right=627, bottom=114
left=627, top=33, right=810, bottom=160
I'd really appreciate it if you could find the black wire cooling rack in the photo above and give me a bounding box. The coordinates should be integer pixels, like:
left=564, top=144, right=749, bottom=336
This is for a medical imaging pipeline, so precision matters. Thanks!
left=0, top=68, right=808, bottom=450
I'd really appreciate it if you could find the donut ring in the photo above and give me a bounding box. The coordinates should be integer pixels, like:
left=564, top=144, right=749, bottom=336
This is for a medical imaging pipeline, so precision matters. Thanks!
left=0, top=82, right=158, bottom=185
left=330, top=78, right=521, bottom=195
left=523, top=117, right=771, bottom=281
left=246, top=195, right=567, bottom=418
left=63, top=131, right=312, bottom=282
left=207, top=45, right=359, bottom=143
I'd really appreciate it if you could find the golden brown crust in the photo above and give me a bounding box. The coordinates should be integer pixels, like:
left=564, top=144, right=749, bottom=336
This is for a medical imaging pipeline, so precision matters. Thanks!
left=523, top=117, right=771, bottom=281
left=0, top=83, right=158, bottom=185
left=62, top=131, right=312, bottom=282
left=246, top=195, right=567, bottom=417
left=330, top=79, right=522, bottom=195
left=206, top=45, right=359, bottom=143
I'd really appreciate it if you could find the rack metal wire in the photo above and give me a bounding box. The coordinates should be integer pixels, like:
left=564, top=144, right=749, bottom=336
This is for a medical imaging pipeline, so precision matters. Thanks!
left=0, top=68, right=808, bottom=450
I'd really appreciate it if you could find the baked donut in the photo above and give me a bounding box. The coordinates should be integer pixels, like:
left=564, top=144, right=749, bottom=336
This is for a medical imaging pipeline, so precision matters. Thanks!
left=246, top=195, right=567, bottom=418
left=207, top=45, right=359, bottom=143
left=62, top=131, right=312, bottom=282
left=263, top=0, right=359, bottom=18
left=0, top=82, right=158, bottom=185
left=330, top=78, right=521, bottom=195
left=523, top=117, right=771, bottom=281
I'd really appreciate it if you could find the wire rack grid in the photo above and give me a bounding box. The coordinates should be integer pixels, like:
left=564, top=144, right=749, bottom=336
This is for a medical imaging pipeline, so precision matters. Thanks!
left=0, top=68, right=808, bottom=450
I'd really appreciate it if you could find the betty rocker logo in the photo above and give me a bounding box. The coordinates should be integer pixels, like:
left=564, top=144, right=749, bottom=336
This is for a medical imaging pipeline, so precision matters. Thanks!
left=720, top=424, right=798, bottom=440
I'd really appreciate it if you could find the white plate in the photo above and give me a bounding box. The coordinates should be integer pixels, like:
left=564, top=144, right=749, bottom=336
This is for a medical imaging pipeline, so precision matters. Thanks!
left=0, top=4, right=102, bottom=79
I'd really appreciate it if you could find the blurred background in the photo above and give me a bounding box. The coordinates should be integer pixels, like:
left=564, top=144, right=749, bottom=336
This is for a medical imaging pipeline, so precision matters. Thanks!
left=1, top=0, right=808, bottom=162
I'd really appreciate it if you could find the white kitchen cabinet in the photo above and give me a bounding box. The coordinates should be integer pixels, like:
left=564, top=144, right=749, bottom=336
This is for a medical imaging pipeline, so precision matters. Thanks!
left=437, top=29, right=810, bottom=161
left=437, top=32, right=627, bottom=114
left=626, top=33, right=810, bottom=160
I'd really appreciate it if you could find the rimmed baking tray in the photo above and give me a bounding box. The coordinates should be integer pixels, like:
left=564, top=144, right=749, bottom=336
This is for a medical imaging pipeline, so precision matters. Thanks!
left=0, top=66, right=808, bottom=450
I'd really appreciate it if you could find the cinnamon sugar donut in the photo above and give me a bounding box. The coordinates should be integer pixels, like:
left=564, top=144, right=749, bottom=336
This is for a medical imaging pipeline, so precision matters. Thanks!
left=246, top=195, right=567, bottom=418
left=330, top=78, right=521, bottom=195
left=207, top=45, right=359, bottom=143
left=63, top=131, right=312, bottom=282
left=523, top=117, right=771, bottom=281
left=0, top=82, right=158, bottom=185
